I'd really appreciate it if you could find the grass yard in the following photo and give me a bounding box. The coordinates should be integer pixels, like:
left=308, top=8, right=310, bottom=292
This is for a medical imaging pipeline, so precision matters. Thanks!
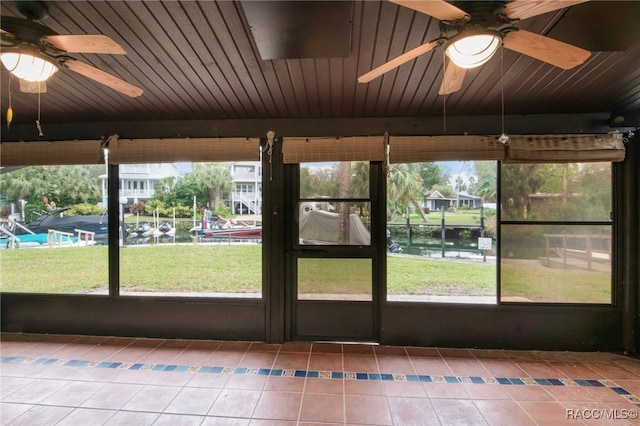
left=0, top=246, right=109, bottom=293
left=0, top=245, right=493, bottom=296
left=298, top=258, right=371, bottom=295
left=0, top=245, right=262, bottom=294
left=408, top=210, right=490, bottom=226
left=120, top=245, right=261, bottom=293
left=500, top=261, right=610, bottom=303
left=0, top=245, right=611, bottom=303
left=387, top=255, right=495, bottom=296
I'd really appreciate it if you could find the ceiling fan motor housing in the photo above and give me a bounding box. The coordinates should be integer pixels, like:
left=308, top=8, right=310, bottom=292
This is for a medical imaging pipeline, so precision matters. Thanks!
left=15, top=0, right=50, bottom=21
left=441, top=1, right=514, bottom=39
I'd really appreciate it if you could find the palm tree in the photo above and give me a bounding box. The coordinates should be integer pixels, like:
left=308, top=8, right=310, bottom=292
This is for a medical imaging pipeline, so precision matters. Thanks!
left=55, top=166, right=101, bottom=205
left=501, top=164, right=546, bottom=219
left=387, top=164, right=429, bottom=222
left=192, top=163, right=233, bottom=212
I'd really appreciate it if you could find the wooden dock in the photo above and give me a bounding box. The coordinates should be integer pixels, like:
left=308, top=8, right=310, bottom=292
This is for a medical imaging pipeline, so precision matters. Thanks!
left=539, top=233, right=611, bottom=272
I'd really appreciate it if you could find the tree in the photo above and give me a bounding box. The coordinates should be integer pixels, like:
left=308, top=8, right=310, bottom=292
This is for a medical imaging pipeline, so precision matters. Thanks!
left=191, top=163, right=233, bottom=212
left=419, top=163, right=448, bottom=190
left=55, top=166, right=102, bottom=205
left=501, top=164, right=547, bottom=219
left=0, top=166, right=101, bottom=216
left=470, top=161, right=497, bottom=202
left=387, top=164, right=429, bottom=222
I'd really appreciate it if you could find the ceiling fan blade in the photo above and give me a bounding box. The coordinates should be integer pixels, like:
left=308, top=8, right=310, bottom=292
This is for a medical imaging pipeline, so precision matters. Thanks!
left=63, top=59, right=143, bottom=97
left=358, top=40, right=439, bottom=83
left=438, top=61, right=467, bottom=95
left=45, top=35, right=126, bottom=54
left=19, top=80, right=47, bottom=93
left=390, top=0, right=468, bottom=21
left=504, top=0, right=589, bottom=20
left=503, top=29, right=590, bottom=70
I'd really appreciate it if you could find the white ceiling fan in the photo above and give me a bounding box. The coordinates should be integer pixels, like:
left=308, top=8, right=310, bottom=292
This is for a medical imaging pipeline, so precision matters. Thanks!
left=358, top=0, right=592, bottom=95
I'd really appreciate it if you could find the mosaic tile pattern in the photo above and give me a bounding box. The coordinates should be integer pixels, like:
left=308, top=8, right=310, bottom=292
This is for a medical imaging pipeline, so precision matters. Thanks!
left=2, top=355, right=639, bottom=407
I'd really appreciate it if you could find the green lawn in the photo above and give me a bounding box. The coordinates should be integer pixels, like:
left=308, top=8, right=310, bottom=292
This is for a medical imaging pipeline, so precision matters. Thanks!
left=500, top=264, right=610, bottom=303
left=0, top=245, right=262, bottom=294
left=0, top=245, right=610, bottom=303
left=387, top=255, right=495, bottom=296
left=0, top=245, right=493, bottom=295
left=407, top=210, right=491, bottom=226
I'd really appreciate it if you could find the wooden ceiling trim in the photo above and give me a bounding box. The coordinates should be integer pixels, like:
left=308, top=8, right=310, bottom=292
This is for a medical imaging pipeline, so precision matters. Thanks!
left=286, top=60, right=311, bottom=117
left=220, top=1, right=280, bottom=118
left=185, top=2, right=250, bottom=118
left=128, top=2, right=215, bottom=119
left=1, top=1, right=638, bottom=126
left=573, top=49, right=640, bottom=111
left=329, top=58, right=345, bottom=117
left=371, top=3, right=411, bottom=117
left=340, top=1, right=363, bottom=118
left=151, top=2, right=232, bottom=118
left=352, top=1, right=383, bottom=116
left=400, top=51, right=440, bottom=116
left=607, top=58, right=640, bottom=111
left=381, top=7, right=441, bottom=115
left=313, top=58, right=332, bottom=117
left=209, top=1, right=268, bottom=118
left=81, top=1, right=172, bottom=118
left=41, top=3, right=150, bottom=119
left=301, top=59, right=321, bottom=117
left=257, top=60, right=291, bottom=117
left=268, top=60, right=299, bottom=117
left=91, top=2, right=195, bottom=118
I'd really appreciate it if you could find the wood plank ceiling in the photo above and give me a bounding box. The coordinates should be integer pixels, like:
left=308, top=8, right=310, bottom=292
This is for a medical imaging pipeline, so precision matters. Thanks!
left=1, top=1, right=639, bottom=128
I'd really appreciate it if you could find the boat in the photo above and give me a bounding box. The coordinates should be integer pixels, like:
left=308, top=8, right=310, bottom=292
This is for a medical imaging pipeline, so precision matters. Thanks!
left=10, top=207, right=108, bottom=239
left=200, top=226, right=262, bottom=238
left=190, top=211, right=261, bottom=239
left=157, top=220, right=175, bottom=235
left=130, top=221, right=154, bottom=237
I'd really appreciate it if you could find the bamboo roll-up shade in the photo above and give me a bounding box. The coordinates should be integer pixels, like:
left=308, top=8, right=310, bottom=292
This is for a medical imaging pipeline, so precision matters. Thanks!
left=0, top=140, right=104, bottom=166
left=389, top=135, right=506, bottom=163
left=108, top=137, right=261, bottom=164
left=506, top=133, right=625, bottom=163
left=282, top=136, right=385, bottom=163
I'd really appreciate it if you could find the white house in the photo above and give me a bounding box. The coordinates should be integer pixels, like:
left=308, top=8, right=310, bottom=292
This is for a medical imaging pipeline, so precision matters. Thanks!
left=100, top=163, right=181, bottom=207
left=100, top=162, right=262, bottom=214
left=230, top=161, right=262, bottom=215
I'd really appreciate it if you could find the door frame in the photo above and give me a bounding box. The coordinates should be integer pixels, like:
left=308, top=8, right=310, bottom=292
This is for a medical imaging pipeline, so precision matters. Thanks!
left=283, top=161, right=386, bottom=342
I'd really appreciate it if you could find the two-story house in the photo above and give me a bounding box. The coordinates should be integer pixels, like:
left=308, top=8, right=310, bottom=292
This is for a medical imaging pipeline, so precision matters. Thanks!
left=100, top=163, right=181, bottom=207
left=230, top=161, right=262, bottom=215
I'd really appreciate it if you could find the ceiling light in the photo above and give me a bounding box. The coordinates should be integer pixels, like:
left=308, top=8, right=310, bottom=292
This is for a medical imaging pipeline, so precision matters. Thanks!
left=1, top=51, right=58, bottom=82
left=445, top=30, right=502, bottom=69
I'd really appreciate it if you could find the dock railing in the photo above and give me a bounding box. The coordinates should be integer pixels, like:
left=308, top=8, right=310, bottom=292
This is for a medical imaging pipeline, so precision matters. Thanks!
left=48, top=229, right=75, bottom=247
left=75, top=229, right=96, bottom=246
left=542, top=233, right=611, bottom=271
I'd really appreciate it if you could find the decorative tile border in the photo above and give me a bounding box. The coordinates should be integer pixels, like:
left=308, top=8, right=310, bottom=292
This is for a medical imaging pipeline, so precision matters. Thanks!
left=2, top=355, right=639, bottom=406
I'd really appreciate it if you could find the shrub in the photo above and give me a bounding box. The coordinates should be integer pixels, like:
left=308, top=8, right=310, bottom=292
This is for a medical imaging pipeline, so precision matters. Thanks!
left=128, top=202, right=146, bottom=215
left=65, top=203, right=105, bottom=216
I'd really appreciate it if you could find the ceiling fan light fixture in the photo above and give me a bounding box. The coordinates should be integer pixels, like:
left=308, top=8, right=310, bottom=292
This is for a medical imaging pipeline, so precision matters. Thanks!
left=1, top=51, right=59, bottom=82
left=445, top=31, right=502, bottom=69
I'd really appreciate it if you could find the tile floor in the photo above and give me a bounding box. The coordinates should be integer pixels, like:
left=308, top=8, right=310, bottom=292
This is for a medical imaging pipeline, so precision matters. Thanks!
left=1, top=333, right=640, bottom=425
